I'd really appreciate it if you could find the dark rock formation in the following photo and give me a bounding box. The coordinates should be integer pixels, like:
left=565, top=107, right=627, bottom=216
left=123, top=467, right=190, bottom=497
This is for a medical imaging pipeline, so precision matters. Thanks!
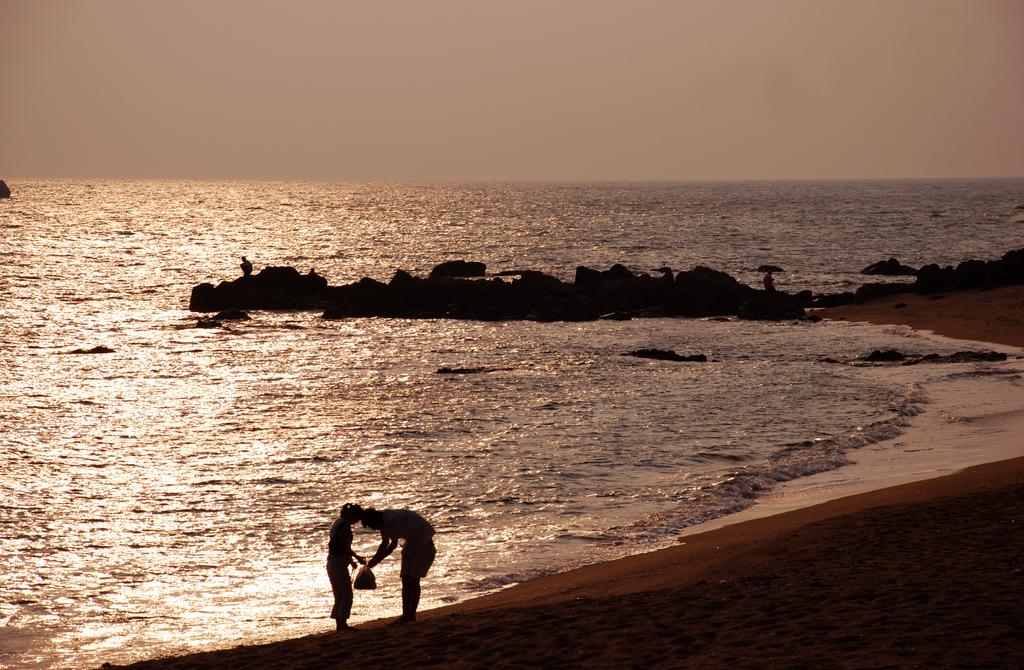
left=436, top=366, right=511, bottom=374
left=189, top=266, right=330, bottom=312
left=323, top=271, right=591, bottom=321
left=952, top=259, right=988, bottom=289
left=668, top=266, right=764, bottom=317
left=854, top=282, right=916, bottom=304
left=574, top=265, right=604, bottom=286
left=316, top=262, right=803, bottom=322
left=0, top=180, right=10, bottom=198
left=738, top=291, right=807, bottom=321
left=429, top=260, right=486, bottom=279
left=574, top=263, right=643, bottom=285
left=812, top=292, right=856, bottom=308
left=913, top=263, right=953, bottom=293
left=861, top=349, right=1006, bottom=365
left=861, top=258, right=918, bottom=276
left=495, top=269, right=537, bottom=277
left=757, top=264, right=784, bottom=273
left=792, top=290, right=814, bottom=306
left=188, top=248, right=1024, bottom=322
left=624, top=349, right=707, bottom=362
left=188, top=259, right=814, bottom=322
left=903, top=351, right=1007, bottom=365
left=863, top=350, right=906, bottom=362
left=913, top=249, right=1024, bottom=294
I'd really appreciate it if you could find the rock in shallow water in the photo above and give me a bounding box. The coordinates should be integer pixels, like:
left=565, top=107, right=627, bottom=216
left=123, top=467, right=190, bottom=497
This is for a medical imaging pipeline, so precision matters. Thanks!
left=67, top=345, right=114, bottom=354
left=624, top=349, right=707, bottom=362
left=861, top=349, right=1007, bottom=365
left=191, top=262, right=811, bottom=321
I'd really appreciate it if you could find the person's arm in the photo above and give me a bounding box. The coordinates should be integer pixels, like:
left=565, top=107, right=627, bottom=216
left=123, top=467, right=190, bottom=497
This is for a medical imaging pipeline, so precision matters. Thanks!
left=367, top=530, right=398, bottom=569
left=349, top=545, right=365, bottom=568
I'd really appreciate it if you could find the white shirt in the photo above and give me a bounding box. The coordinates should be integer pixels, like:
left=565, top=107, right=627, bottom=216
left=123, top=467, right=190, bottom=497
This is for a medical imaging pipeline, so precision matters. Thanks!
left=382, top=509, right=435, bottom=542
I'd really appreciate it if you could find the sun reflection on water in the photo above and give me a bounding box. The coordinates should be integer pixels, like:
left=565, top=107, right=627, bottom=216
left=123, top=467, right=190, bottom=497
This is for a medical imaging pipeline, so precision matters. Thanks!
left=3, top=180, right=1023, bottom=667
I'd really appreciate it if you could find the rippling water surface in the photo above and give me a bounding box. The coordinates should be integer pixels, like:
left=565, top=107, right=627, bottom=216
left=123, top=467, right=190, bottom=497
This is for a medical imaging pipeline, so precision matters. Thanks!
left=2, top=180, right=1023, bottom=668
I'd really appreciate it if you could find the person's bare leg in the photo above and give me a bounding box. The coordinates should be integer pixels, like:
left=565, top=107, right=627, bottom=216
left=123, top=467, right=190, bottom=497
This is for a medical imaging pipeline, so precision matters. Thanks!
left=400, top=576, right=420, bottom=622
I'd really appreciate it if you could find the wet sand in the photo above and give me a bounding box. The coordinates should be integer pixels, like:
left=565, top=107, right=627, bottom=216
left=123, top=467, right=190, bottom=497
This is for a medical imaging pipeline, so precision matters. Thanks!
left=111, top=287, right=1024, bottom=669
left=818, top=284, right=1024, bottom=348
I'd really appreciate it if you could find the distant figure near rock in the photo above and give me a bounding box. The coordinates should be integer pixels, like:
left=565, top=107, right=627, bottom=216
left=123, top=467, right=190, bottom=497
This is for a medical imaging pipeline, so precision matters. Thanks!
left=763, top=271, right=776, bottom=293
left=240, top=256, right=253, bottom=276
left=0, top=180, right=11, bottom=198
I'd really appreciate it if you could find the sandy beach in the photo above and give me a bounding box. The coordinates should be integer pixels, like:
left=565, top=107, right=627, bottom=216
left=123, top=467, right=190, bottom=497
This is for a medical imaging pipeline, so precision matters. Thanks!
left=111, top=286, right=1024, bottom=670
left=818, top=284, right=1024, bottom=348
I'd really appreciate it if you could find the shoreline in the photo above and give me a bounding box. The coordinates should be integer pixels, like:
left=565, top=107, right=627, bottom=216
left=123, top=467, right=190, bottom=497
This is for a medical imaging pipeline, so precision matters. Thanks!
left=816, top=284, right=1024, bottom=349
left=115, top=287, right=1024, bottom=669
left=117, top=456, right=1024, bottom=669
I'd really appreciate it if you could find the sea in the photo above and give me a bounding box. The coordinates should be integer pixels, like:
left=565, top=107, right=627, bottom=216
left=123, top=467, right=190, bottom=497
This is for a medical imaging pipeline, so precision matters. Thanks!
left=2, top=179, right=1023, bottom=669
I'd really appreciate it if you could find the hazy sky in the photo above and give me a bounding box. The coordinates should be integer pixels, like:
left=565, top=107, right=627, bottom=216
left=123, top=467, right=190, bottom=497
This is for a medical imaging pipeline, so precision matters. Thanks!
left=2, top=0, right=1022, bottom=180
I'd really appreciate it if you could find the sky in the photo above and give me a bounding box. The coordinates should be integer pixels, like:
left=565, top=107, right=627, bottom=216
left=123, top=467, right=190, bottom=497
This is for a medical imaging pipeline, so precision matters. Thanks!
left=2, top=0, right=1023, bottom=181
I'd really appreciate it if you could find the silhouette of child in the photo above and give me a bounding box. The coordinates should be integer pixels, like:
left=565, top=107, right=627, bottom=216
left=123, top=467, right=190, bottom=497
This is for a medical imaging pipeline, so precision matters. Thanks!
left=763, top=271, right=776, bottom=293
left=327, top=504, right=365, bottom=631
left=240, top=256, right=253, bottom=276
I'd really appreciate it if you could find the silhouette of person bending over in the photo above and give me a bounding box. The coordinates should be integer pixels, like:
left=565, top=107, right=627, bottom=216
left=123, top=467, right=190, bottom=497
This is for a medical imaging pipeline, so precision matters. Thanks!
left=240, top=256, right=253, bottom=276
left=344, top=504, right=436, bottom=624
left=763, top=270, right=776, bottom=293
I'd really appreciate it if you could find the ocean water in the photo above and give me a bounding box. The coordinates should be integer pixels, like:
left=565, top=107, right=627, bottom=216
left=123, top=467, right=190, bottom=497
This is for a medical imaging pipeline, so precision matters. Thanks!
left=2, top=179, right=1023, bottom=669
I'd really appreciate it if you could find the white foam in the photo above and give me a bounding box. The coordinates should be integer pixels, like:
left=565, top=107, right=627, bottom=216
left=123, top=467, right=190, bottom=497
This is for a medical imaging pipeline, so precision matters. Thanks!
left=679, top=357, right=1024, bottom=537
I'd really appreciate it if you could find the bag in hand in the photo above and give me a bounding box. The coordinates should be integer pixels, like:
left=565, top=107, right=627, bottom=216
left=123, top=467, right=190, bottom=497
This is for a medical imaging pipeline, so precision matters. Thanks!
left=353, top=565, right=376, bottom=590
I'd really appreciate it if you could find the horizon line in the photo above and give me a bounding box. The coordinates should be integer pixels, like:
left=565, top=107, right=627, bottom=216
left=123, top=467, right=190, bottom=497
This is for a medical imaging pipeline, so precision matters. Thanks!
left=3, top=174, right=1023, bottom=185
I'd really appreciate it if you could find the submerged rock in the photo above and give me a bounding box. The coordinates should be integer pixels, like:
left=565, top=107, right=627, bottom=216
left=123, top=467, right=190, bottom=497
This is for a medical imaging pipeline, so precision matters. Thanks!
left=213, top=309, right=250, bottom=321
left=903, top=351, right=1007, bottom=365
left=67, top=345, right=114, bottom=354
left=624, top=349, right=708, bottom=362
left=435, top=366, right=512, bottom=374
left=861, top=349, right=1007, bottom=365
left=0, top=180, right=10, bottom=198
left=863, top=349, right=906, bottom=362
